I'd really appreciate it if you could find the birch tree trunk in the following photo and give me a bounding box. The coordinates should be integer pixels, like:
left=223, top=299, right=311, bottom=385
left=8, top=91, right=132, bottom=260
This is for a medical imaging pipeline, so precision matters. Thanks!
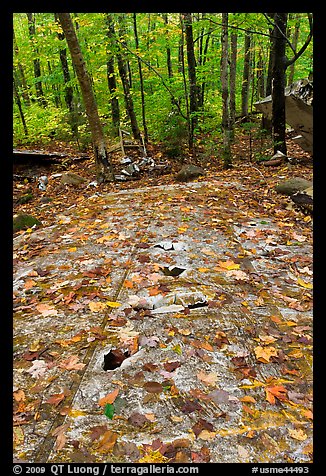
left=57, top=13, right=114, bottom=182
left=221, top=13, right=232, bottom=168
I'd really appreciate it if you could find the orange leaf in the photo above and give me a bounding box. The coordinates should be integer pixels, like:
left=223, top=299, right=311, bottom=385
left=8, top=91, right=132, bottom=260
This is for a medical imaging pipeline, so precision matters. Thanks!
left=149, top=287, right=160, bottom=296
left=98, top=388, right=119, bottom=407
left=240, top=396, right=257, bottom=404
left=124, top=280, right=134, bottom=289
left=265, top=385, right=288, bottom=405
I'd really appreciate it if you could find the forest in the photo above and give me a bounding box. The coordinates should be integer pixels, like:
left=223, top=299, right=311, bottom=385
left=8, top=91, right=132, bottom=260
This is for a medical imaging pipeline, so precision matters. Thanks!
left=13, top=13, right=313, bottom=468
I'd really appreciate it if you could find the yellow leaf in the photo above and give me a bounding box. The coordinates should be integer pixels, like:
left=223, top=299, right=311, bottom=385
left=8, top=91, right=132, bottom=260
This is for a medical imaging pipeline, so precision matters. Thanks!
left=97, top=235, right=114, bottom=243
left=89, top=301, right=106, bottom=312
left=218, top=260, right=240, bottom=270
left=106, top=301, right=122, bottom=308
left=288, top=429, right=308, bottom=441
left=254, top=345, right=278, bottom=363
left=68, top=247, right=77, bottom=252
left=26, top=228, right=33, bottom=233
left=138, top=451, right=169, bottom=463
left=297, top=278, right=313, bottom=289
left=198, top=429, right=217, bottom=440
left=198, top=267, right=209, bottom=273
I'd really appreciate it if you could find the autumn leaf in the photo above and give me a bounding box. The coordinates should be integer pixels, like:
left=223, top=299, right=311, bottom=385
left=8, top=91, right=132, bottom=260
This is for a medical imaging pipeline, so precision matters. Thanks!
left=13, top=389, right=25, bottom=402
left=45, top=393, right=66, bottom=407
left=98, top=388, right=119, bottom=407
left=240, top=396, right=257, bottom=404
left=52, top=423, right=69, bottom=451
left=59, top=355, right=86, bottom=371
left=217, top=260, right=240, bottom=270
left=197, top=370, right=218, bottom=386
left=106, top=301, right=122, bottom=308
left=89, top=301, right=106, bottom=312
left=96, top=430, right=118, bottom=452
left=297, top=278, right=313, bottom=289
left=36, top=303, right=58, bottom=317
left=288, top=428, right=308, bottom=441
left=144, top=381, right=163, bottom=394
left=254, top=345, right=278, bottom=363
left=265, top=385, right=288, bottom=404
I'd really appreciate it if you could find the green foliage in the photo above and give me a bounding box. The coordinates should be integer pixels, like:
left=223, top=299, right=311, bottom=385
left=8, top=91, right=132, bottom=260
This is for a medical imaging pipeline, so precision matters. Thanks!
left=13, top=12, right=313, bottom=151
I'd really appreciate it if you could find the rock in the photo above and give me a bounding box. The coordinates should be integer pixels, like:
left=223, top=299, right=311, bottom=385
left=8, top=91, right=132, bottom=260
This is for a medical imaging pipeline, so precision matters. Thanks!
left=291, top=186, right=313, bottom=214
left=275, top=177, right=312, bottom=196
left=13, top=214, right=42, bottom=232
left=175, top=164, right=205, bottom=182
left=61, top=172, right=86, bottom=186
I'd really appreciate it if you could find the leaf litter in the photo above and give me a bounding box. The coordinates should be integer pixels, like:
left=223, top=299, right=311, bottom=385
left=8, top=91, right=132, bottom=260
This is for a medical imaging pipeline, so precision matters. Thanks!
left=13, top=150, right=312, bottom=464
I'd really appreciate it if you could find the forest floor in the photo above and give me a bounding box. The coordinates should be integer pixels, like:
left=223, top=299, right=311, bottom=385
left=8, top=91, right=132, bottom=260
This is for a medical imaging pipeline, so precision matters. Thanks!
left=13, top=132, right=313, bottom=464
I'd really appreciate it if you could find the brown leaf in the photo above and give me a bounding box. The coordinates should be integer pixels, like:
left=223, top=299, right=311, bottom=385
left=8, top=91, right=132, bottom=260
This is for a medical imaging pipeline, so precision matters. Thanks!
left=45, top=393, right=66, bottom=407
left=143, top=381, right=163, bottom=393
left=96, top=430, right=118, bottom=452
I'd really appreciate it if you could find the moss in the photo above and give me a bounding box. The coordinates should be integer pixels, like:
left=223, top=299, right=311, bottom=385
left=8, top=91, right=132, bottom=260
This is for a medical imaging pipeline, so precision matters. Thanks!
left=16, top=193, right=34, bottom=205
left=13, top=214, right=42, bottom=232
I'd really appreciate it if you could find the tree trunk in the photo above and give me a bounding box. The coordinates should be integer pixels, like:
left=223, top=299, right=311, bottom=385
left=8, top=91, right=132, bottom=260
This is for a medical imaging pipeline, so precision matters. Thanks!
left=287, top=15, right=300, bottom=85
left=182, top=13, right=198, bottom=152
left=13, top=29, right=30, bottom=106
left=229, top=31, right=237, bottom=131
left=241, top=31, right=251, bottom=117
left=220, top=13, right=232, bottom=168
left=57, top=13, right=114, bottom=182
left=26, top=13, right=47, bottom=107
left=271, top=13, right=288, bottom=155
left=133, top=13, right=148, bottom=143
left=162, top=14, right=173, bottom=79
left=105, top=14, right=120, bottom=137
left=13, top=73, right=28, bottom=137
left=115, top=15, right=141, bottom=142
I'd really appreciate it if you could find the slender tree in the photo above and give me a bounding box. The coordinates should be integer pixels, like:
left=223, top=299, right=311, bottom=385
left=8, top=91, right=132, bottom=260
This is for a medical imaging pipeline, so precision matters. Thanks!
left=13, top=29, right=30, bottom=106
left=220, top=13, right=232, bottom=168
left=105, top=14, right=120, bottom=137
left=229, top=31, right=237, bottom=131
left=271, top=13, right=288, bottom=155
left=133, top=13, right=148, bottom=143
left=241, top=31, right=251, bottom=117
left=162, top=14, right=173, bottom=79
left=26, top=13, right=47, bottom=107
left=182, top=13, right=198, bottom=151
left=115, top=14, right=141, bottom=142
left=57, top=13, right=114, bottom=182
left=13, top=73, right=28, bottom=137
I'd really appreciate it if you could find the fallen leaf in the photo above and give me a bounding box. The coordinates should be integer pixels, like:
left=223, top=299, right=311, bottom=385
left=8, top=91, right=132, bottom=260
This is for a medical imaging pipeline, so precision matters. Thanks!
left=98, top=388, right=119, bottom=407
left=13, top=389, right=25, bottom=402
left=144, top=381, right=163, bottom=394
left=26, top=360, right=48, bottom=378
left=59, top=355, right=86, bottom=371
left=254, top=345, right=278, bottom=363
left=106, top=301, right=122, bottom=308
left=45, top=393, right=66, bottom=407
left=198, top=430, right=217, bottom=440
left=265, top=385, right=288, bottom=404
left=96, top=430, right=118, bottom=452
left=36, top=303, right=58, bottom=317
left=297, top=278, right=313, bottom=289
left=197, top=370, right=218, bottom=386
left=240, top=396, right=257, bottom=404
left=288, top=428, right=308, bottom=441
left=218, top=260, right=240, bottom=270
left=89, top=301, right=106, bottom=312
